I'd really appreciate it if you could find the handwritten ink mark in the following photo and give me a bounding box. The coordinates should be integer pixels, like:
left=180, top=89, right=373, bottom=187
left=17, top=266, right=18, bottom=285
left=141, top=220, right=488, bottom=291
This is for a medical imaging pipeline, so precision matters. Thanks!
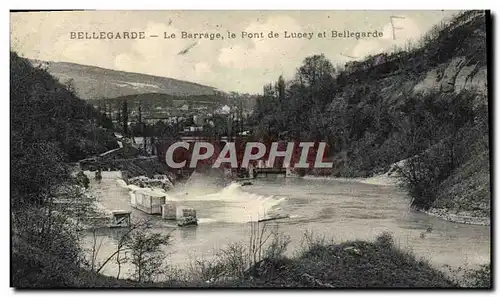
left=390, top=16, right=406, bottom=40
left=178, top=42, right=198, bottom=55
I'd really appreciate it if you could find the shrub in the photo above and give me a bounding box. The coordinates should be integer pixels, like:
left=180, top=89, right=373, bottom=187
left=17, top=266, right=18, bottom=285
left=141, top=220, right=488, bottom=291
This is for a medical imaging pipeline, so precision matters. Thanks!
left=444, top=263, right=491, bottom=288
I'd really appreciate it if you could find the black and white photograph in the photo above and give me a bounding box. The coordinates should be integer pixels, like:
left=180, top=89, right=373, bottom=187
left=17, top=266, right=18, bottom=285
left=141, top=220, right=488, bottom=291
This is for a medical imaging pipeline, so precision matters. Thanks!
left=9, top=9, right=492, bottom=289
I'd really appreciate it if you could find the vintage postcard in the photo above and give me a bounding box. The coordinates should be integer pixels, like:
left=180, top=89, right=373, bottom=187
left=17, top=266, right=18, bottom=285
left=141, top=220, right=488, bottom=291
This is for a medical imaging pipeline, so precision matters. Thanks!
left=10, top=10, right=491, bottom=288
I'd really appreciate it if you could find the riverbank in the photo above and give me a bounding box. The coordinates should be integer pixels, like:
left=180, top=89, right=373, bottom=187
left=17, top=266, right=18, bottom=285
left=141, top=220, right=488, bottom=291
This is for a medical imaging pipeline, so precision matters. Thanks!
left=422, top=208, right=490, bottom=226
left=209, top=233, right=459, bottom=288
left=302, top=172, right=398, bottom=186
left=15, top=232, right=472, bottom=288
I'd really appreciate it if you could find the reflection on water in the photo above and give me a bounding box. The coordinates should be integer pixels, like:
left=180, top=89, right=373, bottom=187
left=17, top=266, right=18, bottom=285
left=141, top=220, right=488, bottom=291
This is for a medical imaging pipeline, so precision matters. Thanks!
left=83, top=173, right=490, bottom=280
left=179, top=227, right=198, bottom=241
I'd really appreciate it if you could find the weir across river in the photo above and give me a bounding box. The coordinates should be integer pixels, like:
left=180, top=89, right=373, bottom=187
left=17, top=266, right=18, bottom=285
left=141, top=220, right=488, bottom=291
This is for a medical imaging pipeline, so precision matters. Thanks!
left=254, top=167, right=286, bottom=176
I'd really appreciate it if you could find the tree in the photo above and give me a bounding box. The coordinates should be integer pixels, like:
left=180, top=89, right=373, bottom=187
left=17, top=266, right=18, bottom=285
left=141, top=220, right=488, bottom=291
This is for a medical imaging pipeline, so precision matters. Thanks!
left=122, top=99, right=129, bottom=136
left=276, top=75, right=286, bottom=102
left=296, top=54, right=335, bottom=88
left=126, top=231, right=170, bottom=282
left=11, top=51, right=115, bottom=287
left=93, top=220, right=170, bottom=282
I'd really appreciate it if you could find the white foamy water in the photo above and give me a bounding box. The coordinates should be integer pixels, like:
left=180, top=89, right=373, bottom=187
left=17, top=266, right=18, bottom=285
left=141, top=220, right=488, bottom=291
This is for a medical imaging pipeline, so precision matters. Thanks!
left=171, top=175, right=287, bottom=223
left=93, top=171, right=287, bottom=224
left=82, top=172, right=490, bottom=280
left=191, top=182, right=286, bottom=223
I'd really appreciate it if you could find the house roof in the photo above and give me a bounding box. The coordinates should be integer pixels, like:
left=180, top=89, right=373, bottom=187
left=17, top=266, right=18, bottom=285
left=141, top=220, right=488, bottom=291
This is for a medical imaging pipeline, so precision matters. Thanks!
left=135, top=187, right=166, bottom=197
left=111, top=210, right=131, bottom=215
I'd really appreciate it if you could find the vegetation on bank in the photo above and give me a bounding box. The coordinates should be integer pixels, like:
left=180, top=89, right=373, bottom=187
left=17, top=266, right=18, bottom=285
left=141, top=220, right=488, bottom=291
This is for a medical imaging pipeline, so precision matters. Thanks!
left=13, top=221, right=491, bottom=288
left=10, top=51, right=490, bottom=288
left=209, top=232, right=457, bottom=288
left=10, top=50, right=119, bottom=287
left=10, top=10, right=491, bottom=289
left=250, top=11, right=490, bottom=214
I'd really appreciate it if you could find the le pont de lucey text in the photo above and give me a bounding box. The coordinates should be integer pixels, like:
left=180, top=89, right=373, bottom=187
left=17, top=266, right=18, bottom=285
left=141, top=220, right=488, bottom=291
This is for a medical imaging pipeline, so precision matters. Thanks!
left=70, top=30, right=383, bottom=40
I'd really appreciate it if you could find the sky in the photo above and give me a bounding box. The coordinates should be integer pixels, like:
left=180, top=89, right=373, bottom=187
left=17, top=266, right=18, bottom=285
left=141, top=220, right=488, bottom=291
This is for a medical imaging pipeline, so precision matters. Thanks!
left=10, top=10, right=460, bottom=93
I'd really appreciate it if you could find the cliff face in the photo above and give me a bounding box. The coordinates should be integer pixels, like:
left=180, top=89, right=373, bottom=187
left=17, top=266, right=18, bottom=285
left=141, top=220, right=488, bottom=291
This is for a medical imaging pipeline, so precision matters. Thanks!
left=334, top=11, right=489, bottom=216
left=410, top=15, right=489, bottom=216
left=414, top=56, right=487, bottom=95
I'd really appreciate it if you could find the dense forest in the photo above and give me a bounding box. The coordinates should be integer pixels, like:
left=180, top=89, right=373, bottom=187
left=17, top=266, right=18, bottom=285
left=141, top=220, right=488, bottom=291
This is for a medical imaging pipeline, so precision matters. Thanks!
left=11, top=52, right=119, bottom=207
left=11, top=51, right=120, bottom=286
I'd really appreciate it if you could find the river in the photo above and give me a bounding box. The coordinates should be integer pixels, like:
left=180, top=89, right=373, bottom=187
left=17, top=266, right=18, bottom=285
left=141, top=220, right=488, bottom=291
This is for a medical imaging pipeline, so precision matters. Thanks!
left=82, top=171, right=491, bottom=280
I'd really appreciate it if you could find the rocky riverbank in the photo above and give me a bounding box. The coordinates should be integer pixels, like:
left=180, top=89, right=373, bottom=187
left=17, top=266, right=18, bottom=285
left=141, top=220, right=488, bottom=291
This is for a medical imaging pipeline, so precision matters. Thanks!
left=422, top=207, right=490, bottom=226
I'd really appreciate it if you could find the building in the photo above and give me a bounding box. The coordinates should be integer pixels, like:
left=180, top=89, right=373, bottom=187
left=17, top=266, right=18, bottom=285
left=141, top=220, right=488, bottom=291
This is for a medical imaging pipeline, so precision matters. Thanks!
left=129, top=187, right=167, bottom=214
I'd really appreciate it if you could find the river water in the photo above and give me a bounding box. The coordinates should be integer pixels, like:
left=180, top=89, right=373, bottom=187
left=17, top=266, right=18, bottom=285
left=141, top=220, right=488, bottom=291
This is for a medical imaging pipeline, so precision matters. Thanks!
left=83, top=171, right=490, bottom=280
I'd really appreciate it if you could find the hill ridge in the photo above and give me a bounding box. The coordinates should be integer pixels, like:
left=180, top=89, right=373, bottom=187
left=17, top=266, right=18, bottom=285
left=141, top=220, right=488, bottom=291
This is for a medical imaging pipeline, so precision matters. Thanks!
left=28, top=58, right=225, bottom=100
left=30, top=59, right=219, bottom=90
